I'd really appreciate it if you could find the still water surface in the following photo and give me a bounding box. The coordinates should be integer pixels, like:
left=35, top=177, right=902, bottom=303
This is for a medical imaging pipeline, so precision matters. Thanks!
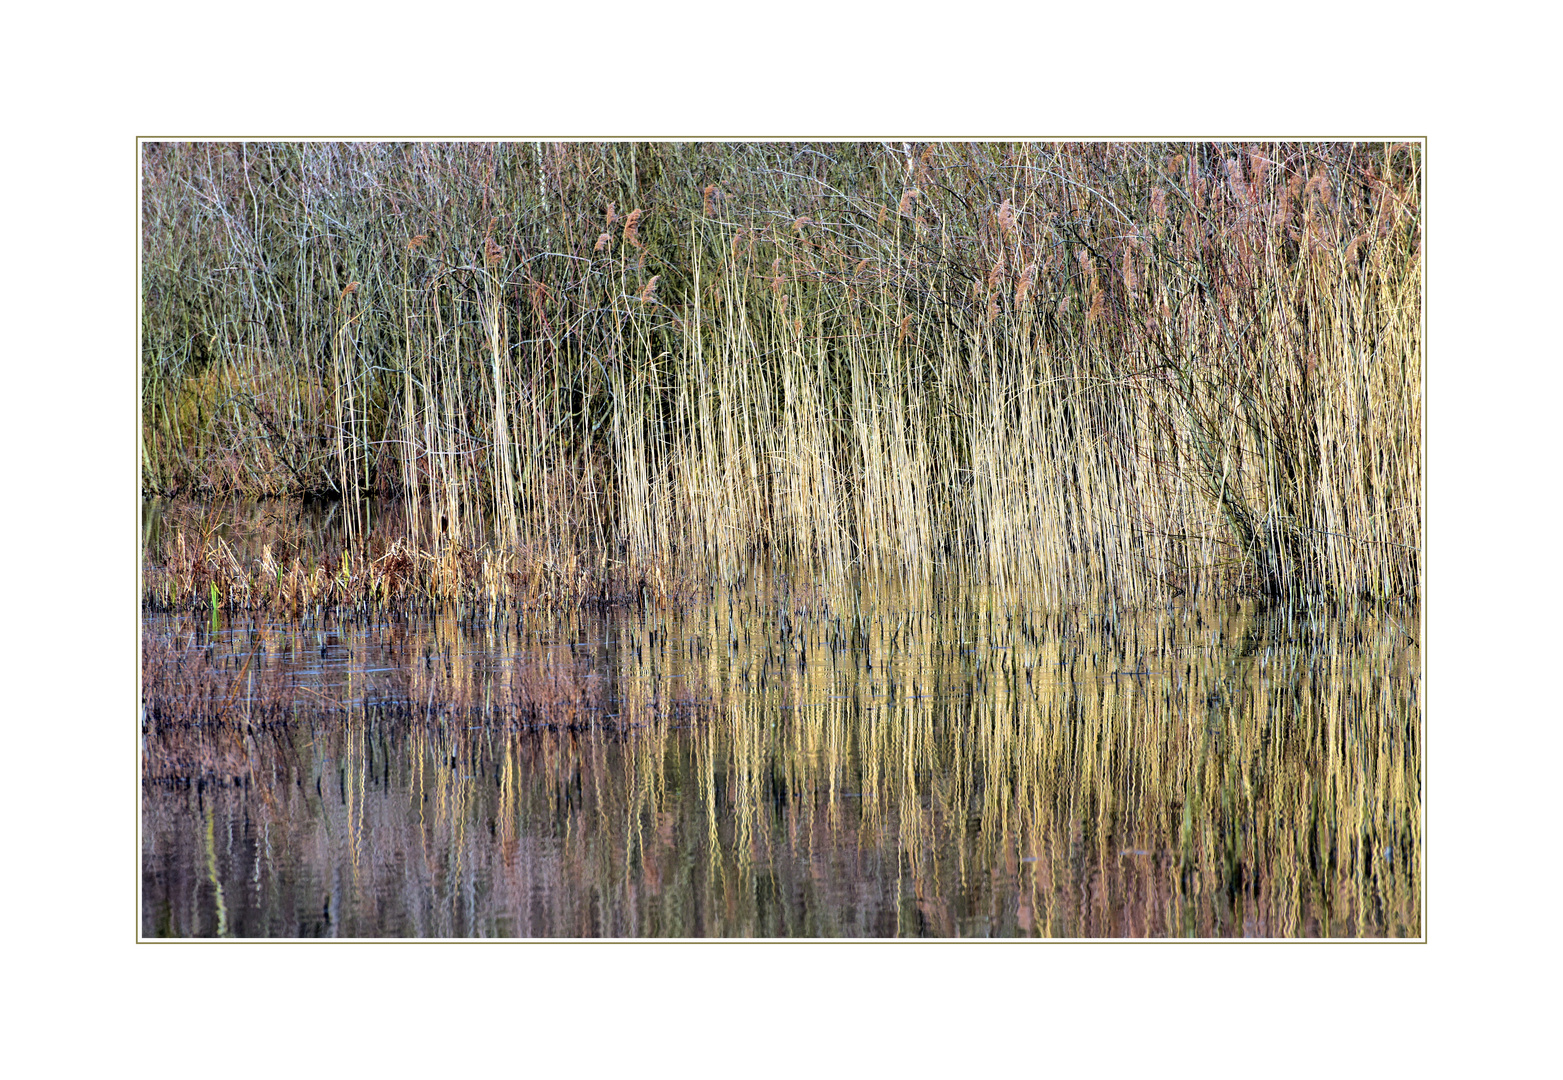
left=141, top=583, right=1420, bottom=938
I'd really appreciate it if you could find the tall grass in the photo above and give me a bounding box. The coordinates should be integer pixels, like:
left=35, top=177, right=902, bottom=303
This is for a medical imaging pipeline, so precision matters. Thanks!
left=142, top=141, right=1421, bottom=605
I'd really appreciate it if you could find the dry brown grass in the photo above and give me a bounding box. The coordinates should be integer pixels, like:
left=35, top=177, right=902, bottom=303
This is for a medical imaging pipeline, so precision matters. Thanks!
left=143, top=500, right=681, bottom=615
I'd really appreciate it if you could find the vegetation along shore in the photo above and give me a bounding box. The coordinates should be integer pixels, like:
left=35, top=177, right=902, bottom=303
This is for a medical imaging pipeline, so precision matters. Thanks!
left=142, top=142, right=1421, bottom=612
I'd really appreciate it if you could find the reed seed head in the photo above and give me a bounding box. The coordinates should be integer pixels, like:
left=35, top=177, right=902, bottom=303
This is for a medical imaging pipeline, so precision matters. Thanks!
left=987, top=251, right=1007, bottom=292
left=1247, top=149, right=1268, bottom=190
left=1015, top=263, right=1036, bottom=306
left=1226, top=156, right=1248, bottom=204
left=1344, top=233, right=1367, bottom=267
left=997, top=198, right=1017, bottom=242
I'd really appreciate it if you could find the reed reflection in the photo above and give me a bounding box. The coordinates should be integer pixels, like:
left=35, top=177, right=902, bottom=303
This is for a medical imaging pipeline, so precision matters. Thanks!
left=143, top=583, right=1419, bottom=937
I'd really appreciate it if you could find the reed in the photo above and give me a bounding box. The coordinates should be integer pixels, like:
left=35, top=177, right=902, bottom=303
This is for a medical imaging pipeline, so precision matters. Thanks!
left=143, top=142, right=1421, bottom=606
left=141, top=500, right=681, bottom=615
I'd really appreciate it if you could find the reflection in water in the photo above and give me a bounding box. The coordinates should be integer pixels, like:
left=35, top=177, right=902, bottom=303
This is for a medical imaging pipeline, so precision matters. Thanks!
left=141, top=581, right=1420, bottom=938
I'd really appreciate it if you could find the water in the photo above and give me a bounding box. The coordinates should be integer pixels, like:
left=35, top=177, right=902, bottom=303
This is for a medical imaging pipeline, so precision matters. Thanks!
left=141, top=584, right=1421, bottom=937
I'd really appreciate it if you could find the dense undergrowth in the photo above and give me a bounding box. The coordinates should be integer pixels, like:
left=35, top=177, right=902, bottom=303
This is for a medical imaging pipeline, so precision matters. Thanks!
left=142, top=141, right=1421, bottom=606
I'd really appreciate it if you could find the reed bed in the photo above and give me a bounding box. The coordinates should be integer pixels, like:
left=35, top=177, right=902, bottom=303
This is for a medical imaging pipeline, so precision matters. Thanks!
left=141, top=497, right=682, bottom=614
left=143, top=141, right=1421, bottom=606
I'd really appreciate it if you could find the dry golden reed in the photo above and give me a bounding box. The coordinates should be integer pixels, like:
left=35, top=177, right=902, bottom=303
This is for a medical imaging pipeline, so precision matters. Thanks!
left=143, top=142, right=1421, bottom=607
